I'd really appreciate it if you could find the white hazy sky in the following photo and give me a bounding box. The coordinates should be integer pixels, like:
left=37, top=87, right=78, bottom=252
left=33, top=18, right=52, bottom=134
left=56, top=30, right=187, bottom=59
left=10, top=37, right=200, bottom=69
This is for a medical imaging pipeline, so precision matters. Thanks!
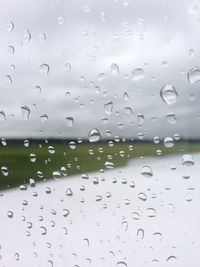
left=0, top=0, right=200, bottom=140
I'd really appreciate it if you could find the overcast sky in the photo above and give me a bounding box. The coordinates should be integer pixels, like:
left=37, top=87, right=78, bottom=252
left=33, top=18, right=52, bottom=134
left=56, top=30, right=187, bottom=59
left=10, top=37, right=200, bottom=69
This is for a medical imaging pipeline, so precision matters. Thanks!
left=0, top=0, right=200, bottom=140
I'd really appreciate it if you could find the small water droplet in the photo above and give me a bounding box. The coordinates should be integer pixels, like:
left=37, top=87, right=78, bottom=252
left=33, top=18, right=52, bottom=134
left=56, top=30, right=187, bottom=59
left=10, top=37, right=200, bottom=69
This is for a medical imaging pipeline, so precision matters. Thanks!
left=66, top=117, right=74, bottom=127
left=30, top=153, right=36, bottom=162
left=182, top=154, right=194, bottom=166
left=160, top=84, right=178, bottom=105
left=137, top=192, right=147, bottom=201
left=105, top=161, right=114, bottom=169
left=6, top=21, right=14, bottom=32
left=100, top=11, right=107, bottom=22
left=132, top=68, right=145, bottom=81
left=1, top=166, right=9, bottom=176
left=166, top=113, right=177, bottom=124
left=88, top=128, right=101, bottom=142
left=7, top=210, right=13, bottom=218
left=64, top=62, right=71, bottom=72
left=187, top=67, right=200, bottom=84
left=166, top=255, right=177, bottom=262
left=24, top=139, right=29, bottom=147
left=57, top=16, right=65, bottom=25
left=104, top=101, right=113, bottom=115
left=0, top=111, right=6, bottom=121
left=62, top=209, right=70, bottom=217
left=116, top=261, right=127, bottom=267
left=48, top=146, right=55, bottom=154
left=164, top=137, right=174, bottom=148
left=23, top=30, right=31, bottom=42
left=39, top=64, right=49, bottom=75
left=69, top=141, right=76, bottom=149
left=141, top=166, right=153, bottom=177
left=40, top=226, right=47, bottom=235
left=40, top=114, right=48, bottom=122
left=65, top=188, right=73, bottom=196
left=21, top=105, right=30, bottom=120
left=111, top=63, right=119, bottom=76
left=137, top=228, right=144, bottom=240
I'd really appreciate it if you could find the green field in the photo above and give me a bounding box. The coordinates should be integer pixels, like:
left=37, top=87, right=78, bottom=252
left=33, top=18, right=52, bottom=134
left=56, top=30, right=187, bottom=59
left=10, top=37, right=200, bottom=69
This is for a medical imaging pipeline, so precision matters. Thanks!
left=0, top=139, right=199, bottom=190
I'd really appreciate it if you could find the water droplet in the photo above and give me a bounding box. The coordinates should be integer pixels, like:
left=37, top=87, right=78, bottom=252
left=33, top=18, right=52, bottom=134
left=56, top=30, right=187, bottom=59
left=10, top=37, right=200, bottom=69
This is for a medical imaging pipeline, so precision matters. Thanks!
left=0, top=111, right=6, bottom=121
left=48, top=146, right=55, bottom=154
left=105, top=161, right=114, bottom=169
left=15, top=252, right=19, bottom=260
left=164, top=137, right=174, bottom=148
left=7, top=210, right=13, bottom=218
left=62, top=209, right=70, bottom=217
left=166, top=255, right=177, bottom=262
left=39, top=64, right=49, bottom=76
left=6, top=21, right=14, bottom=32
left=1, top=138, right=7, bottom=146
left=1, top=166, right=9, bottom=176
left=187, top=67, right=200, bottom=84
left=111, top=63, right=119, bottom=76
left=137, top=192, right=147, bottom=201
left=153, top=136, right=160, bottom=144
left=21, top=105, right=30, bottom=120
left=104, top=101, right=113, bottom=115
left=116, top=262, right=127, bottom=267
left=57, top=16, right=65, bottom=25
left=38, top=32, right=46, bottom=42
left=132, top=68, right=145, bottom=81
left=182, top=154, right=194, bottom=166
left=52, top=171, right=61, bottom=179
left=88, top=128, right=101, bottom=142
left=23, top=30, right=31, bottom=42
left=137, top=228, right=144, bottom=240
left=64, top=62, right=71, bottom=72
left=40, top=226, right=47, bottom=235
left=146, top=208, right=156, bottom=217
left=8, top=45, right=15, bottom=54
left=166, top=113, right=177, bottom=124
left=69, top=141, right=76, bottom=149
left=141, top=166, right=153, bottom=177
left=160, top=84, right=178, bottom=105
left=23, top=140, right=29, bottom=148
left=30, top=153, right=36, bottom=162
left=121, top=221, right=128, bottom=231
left=40, top=114, right=48, bottom=122
left=137, top=114, right=145, bottom=125
left=66, top=117, right=74, bottom=127
left=100, top=11, right=107, bottom=22
left=65, top=188, right=73, bottom=196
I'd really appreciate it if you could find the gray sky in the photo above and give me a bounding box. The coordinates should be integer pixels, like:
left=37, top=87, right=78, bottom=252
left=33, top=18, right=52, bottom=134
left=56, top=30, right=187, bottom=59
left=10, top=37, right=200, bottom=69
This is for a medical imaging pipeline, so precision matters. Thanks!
left=0, top=0, right=200, bottom=140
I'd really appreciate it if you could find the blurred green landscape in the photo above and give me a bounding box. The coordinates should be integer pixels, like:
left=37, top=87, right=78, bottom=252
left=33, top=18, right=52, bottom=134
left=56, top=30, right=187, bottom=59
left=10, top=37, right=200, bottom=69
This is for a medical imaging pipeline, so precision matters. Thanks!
left=0, top=139, right=199, bottom=190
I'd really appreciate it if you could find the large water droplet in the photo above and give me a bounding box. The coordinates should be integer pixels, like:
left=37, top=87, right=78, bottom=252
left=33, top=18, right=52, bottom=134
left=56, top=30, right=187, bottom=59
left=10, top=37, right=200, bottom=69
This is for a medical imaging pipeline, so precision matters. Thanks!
left=160, top=84, right=178, bottom=105
left=187, top=67, right=200, bottom=84
left=88, top=128, right=101, bottom=142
